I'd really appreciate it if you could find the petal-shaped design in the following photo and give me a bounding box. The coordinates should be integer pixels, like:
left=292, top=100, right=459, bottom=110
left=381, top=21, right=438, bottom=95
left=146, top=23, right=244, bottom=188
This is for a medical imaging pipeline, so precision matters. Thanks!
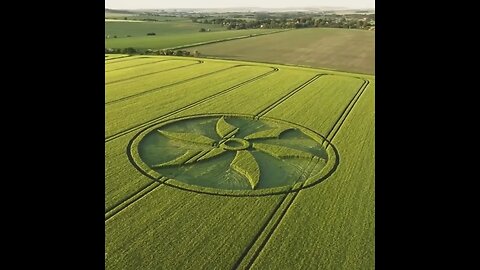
left=253, top=142, right=321, bottom=160
left=197, top=147, right=227, bottom=162
left=244, top=127, right=292, bottom=140
left=230, top=150, right=260, bottom=189
left=158, top=130, right=215, bottom=146
left=216, top=116, right=239, bottom=138
left=152, top=150, right=201, bottom=168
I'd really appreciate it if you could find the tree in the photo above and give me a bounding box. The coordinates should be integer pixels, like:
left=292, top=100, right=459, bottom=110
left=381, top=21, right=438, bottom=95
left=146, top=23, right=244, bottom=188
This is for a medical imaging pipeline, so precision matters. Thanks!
left=122, top=47, right=137, bottom=54
left=199, top=28, right=206, bottom=32
left=357, top=20, right=365, bottom=28
left=193, top=50, right=200, bottom=57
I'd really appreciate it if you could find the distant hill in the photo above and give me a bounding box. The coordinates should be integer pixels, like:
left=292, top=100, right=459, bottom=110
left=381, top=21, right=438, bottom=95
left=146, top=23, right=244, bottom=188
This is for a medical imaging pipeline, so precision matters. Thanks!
left=105, top=8, right=137, bottom=14
left=105, top=7, right=374, bottom=14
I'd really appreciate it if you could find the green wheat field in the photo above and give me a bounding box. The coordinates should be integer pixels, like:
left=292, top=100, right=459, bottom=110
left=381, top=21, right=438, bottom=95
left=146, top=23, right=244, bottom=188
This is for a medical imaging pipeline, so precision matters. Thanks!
left=105, top=55, right=374, bottom=269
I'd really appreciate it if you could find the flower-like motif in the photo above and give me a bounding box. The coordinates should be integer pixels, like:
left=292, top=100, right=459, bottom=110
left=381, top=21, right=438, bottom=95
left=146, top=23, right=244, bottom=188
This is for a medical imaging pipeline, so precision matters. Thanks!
left=152, top=116, right=324, bottom=189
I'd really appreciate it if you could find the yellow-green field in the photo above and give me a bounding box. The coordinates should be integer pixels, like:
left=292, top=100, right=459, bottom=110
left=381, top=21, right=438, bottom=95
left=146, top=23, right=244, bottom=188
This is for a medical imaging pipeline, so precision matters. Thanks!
left=105, top=55, right=374, bottom=269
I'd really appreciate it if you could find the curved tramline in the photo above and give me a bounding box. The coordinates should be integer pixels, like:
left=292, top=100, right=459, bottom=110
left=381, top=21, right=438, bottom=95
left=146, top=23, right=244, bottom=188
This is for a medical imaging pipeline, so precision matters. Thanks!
left=106, top=58, right=169, bottom=72
left=106, top=59, right=204, bottom=84
left=105, top=56, right=163, bottom=71
left=105, top=54, right=130, bottom=61
left=105, top=62, right=247, bottom=104
left=105, top=66, right=279, bottom=139
left=105, top=55, right=374, bottom=270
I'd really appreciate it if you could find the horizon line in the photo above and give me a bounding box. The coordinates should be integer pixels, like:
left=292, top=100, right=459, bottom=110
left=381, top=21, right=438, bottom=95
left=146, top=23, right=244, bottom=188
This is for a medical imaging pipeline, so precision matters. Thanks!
left=105, top=6, right=375, bottom=10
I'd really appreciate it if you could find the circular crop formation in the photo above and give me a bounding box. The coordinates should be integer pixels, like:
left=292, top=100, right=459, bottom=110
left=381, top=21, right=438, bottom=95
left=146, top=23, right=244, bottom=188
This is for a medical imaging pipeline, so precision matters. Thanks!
left=129, top=114, right=339, bottom=196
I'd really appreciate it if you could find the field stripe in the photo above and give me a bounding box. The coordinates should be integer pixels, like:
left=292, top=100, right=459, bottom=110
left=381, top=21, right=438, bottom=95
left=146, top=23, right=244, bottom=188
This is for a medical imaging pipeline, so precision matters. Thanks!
left=105, top=59, right=170, bottom=73
left=105, top=149, right=217, bottom=221
left=105, top=60, right=204, bottom=84
left=254, top=74, right=324, bottom=119
left=231, top=192, right=292, bottom=269
left=106, top=65, right=247, bottom=105
left=105, top=179, right=164, bottom=221
left=105, top=56, right=161, bottom=64
left=187, top=74, right=326, bottom=140
left=323, top=80, right=370, bottom=146
left=218, top=74, right=325, bottom=138
left=104, top=55, right=145, bottom=64
left=105, top=67, right=279, bottom=142
left=105, top=55, right=134, bottom=62
left=233, top=79, right=371, bottom=269
left=232, top=157, right=317, bottom=269
left=233, top=158, right=320, bottom=270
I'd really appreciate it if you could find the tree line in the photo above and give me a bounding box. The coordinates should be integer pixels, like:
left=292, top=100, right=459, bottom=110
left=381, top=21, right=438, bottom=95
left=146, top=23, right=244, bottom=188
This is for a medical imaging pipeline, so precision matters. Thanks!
left=191, top=14, right=375, bottom=30
left=105, top=47, right=200, bottom=57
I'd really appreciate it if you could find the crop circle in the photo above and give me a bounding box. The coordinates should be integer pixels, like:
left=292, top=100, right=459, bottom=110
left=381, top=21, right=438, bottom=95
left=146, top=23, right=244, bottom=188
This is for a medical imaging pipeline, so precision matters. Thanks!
left=129, top=114, right=339, bottom=196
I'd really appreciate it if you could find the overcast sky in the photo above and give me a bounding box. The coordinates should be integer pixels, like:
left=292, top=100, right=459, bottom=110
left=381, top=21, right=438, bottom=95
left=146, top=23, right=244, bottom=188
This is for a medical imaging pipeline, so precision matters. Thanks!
left=105, top=0, right=375, bottom=9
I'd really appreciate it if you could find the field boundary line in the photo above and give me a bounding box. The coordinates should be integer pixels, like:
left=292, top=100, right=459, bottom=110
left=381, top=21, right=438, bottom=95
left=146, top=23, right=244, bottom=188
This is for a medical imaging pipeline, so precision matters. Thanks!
left=106, top=64, right=247, bottom=105
left=106, top=60, right=204, bottom=85
left=166, top=29, right=290, bottom=50
left=198, top=55, right=375, bottom=76
left=105, top=67, right=279, bottom=142
left=235, top=79, right=371, bottom=269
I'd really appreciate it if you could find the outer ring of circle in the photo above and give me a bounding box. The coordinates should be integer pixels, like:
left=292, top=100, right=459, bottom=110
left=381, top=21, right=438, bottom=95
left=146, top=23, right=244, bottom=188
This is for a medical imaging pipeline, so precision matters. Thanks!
left=127, top=113, right=340, bottom=197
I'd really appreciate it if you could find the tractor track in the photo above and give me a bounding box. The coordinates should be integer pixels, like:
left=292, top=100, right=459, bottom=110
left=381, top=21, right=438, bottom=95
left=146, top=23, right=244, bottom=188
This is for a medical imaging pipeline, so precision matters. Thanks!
left=105, top=74, right=332, bottom=221
left=234, top=80, right=372, bottom=270
left=105, top=64, right=249, bottom=106
left=106, top=58, right=199, bottom=73
left=105, top=60, right=204, bottom=85
left=105, top=67, right=279, bottom=142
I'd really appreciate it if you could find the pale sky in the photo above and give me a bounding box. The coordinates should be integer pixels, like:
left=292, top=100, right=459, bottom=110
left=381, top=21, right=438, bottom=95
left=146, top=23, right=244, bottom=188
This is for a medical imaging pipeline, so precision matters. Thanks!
left=105, top=0, right=375, bottom=9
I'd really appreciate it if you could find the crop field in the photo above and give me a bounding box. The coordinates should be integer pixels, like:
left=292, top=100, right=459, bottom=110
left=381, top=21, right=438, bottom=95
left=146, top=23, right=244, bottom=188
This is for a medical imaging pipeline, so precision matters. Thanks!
left=105, top=28, right=281, bottom=50
left=105, top=54, right=374, bottom=269
left=105, top=20, right=281, bottom=51
left=105, top=12, right=137, bottom=19
left=187, top=28, right=375, bottom=74
left=105, top=20, right=226, bottom=38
